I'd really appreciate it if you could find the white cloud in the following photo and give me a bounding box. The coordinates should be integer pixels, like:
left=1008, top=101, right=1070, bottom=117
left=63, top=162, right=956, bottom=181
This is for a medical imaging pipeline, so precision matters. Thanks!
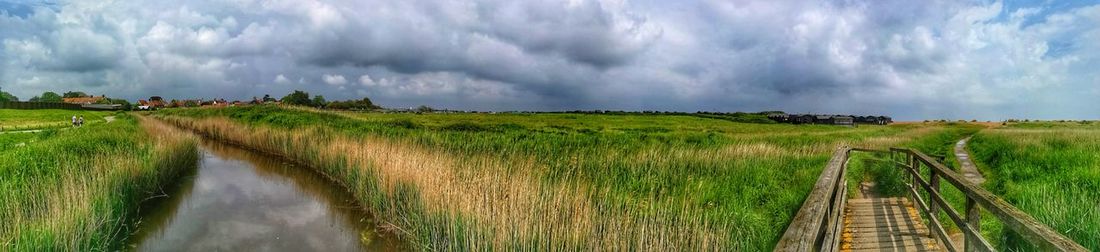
left=274, top=74, right=291, bottom=84
left=322, top=74, right=346, bottom=86
left=358, top=74, right=376, bottom=87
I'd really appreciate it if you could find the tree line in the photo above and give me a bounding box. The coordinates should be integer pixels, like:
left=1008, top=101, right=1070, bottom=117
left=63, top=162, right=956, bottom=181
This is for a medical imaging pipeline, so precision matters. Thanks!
left=0, top=89, right=133, bottom=109
left=280, top=90, right=380, bottom=110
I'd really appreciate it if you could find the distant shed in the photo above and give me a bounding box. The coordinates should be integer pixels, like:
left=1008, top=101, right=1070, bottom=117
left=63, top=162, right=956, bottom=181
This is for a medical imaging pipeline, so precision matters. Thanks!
left=833, top=116, right=854, bottom=126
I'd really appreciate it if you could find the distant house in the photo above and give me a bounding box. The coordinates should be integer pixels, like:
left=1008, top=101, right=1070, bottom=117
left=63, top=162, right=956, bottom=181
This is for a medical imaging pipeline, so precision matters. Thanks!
left=794, top=114, right=815, bottom=124
left=140, top=97, right=166, bottom=109
left=138, top=99, right=165, bottom=110
left=137, top=100, right=151, bottom=110
left=768, top=113, right=890, bottom=126
left=767, top=113, right=790, bottom=123
left=174, top=99, right=203, bottom=107
left=63, top=96, right=105, bottom=104
left=877, top=116, right=893, bottom=125
left=833, top=116, right=854, bottom=126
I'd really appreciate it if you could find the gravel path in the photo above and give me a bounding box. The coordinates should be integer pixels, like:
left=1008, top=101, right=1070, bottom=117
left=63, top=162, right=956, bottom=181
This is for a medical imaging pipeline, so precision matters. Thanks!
left=954, top=136, right=986, bottom=184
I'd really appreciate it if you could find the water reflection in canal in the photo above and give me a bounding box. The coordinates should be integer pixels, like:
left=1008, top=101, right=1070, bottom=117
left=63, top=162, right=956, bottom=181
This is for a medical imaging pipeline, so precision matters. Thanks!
left=129, top=139, right=399, bottom=251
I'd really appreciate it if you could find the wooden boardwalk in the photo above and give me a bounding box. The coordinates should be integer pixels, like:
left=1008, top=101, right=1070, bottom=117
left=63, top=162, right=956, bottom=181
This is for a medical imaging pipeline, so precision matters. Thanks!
left=842, top=198, right=941, bottom=251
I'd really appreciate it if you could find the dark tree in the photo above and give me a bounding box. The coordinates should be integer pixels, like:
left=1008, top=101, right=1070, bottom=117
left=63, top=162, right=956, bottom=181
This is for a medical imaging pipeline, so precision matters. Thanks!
left=30, top=92, right=62, bottom=102
left=327, top=97, right=380, bottom=110
left=280, top=90, right=312, bottom=106
left=311, top=95, right=327, bottom=108
left=356, top=97, right=375, bottom=108
left=62, top=91, right=88, bottom=98
left=0, top=89, right=17, bottom=102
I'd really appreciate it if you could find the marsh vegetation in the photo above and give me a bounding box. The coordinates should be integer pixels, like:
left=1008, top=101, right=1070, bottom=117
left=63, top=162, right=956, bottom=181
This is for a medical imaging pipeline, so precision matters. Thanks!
left=967, top=122, right=1100, bottom=250
left=151, top=106, right=973, bottom=250
left=0, top=113, right=197, bottom=250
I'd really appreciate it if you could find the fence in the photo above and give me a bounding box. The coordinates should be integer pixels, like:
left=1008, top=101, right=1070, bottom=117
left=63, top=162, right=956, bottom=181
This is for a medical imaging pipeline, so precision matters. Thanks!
left=0, top=101, right=122, bottom=110
left=0, top=101, right=84, bottom=110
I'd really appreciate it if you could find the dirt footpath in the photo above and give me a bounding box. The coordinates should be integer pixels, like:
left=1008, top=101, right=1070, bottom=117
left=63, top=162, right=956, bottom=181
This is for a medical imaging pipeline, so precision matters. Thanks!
left=954, top=136, right=986, bottom=184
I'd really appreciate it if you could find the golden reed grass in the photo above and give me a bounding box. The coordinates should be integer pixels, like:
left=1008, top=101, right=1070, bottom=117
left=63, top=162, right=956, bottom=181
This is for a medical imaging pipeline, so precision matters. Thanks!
left=153, top=115, right=731, bottom=250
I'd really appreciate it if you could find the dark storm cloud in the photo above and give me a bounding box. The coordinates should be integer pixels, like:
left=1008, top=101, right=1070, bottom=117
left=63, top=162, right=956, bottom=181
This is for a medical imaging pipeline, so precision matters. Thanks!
left=290, top=0, right=658, bottom=104
left=0, top=0, right=1098, bottom=120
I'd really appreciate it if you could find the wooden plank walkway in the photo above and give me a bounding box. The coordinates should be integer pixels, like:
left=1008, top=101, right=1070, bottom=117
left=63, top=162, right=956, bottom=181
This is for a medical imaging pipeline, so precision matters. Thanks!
left=841, top=198, right=942, bottom=251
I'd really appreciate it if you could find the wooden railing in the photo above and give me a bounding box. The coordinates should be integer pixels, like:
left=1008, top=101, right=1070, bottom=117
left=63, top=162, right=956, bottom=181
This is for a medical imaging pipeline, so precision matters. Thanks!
left=774, top=147, right=885, bottom=251
left=775, top=146, right=1087, bottom=252
left=890, top=147, right=1087, bottom=252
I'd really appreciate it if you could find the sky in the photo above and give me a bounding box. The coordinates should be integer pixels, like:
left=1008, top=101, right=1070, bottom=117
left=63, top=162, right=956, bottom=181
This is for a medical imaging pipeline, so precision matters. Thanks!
left=0, top=0, right=1098, bottom=120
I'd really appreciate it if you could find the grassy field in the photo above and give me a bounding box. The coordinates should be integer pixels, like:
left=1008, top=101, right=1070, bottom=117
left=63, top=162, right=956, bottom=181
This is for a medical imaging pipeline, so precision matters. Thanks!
left=0, top=113, right=198, bottom=250
left=0, top=109, right=112, bottom=131
left=151, top=105, right=974, bottom=250
left=967, top=122, right=1100, bottom=250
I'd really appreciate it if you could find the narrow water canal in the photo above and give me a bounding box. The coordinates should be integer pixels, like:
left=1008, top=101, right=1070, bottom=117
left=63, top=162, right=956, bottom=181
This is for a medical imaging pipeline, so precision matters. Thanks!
left=128, top=139, right=399, bottom=251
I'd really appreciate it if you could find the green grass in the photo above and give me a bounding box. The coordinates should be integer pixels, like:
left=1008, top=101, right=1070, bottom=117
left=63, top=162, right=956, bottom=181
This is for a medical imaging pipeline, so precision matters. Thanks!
left=0, top=113, right=198, bottom=250
left=0, top=109, right=112, bottom=131
left=967, top=123, right=1100, bottom=250
left=0, top=131, right=56, bottom=151
left=151, top=105, right=964, bottom=250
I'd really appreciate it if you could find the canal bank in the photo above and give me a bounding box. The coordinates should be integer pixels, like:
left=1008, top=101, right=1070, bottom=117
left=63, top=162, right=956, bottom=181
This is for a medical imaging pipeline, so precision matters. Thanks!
left=128, top=138, right=400, bottom=251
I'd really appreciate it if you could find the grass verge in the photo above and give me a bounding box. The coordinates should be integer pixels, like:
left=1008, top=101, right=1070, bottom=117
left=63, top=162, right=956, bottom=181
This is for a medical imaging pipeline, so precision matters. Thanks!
left=0, top=109, right=111, bottom=131
left=0, top=114, right=198, bottom=250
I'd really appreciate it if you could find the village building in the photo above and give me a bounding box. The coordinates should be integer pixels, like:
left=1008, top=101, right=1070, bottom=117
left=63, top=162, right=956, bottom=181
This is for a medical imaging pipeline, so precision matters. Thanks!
left=833, top=116, right=854, bottom=126
left=768, top=113, right=891, bottom=125
left=767, top=113, right=790, bottom=123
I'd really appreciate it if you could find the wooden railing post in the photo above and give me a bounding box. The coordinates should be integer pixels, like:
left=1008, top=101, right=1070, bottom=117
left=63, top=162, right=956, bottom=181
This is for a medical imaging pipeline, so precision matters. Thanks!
left=909, top=153, right=919, bottom=196
left=929, top=169, right=940, bottom=222
left=965, top=197, right=981, bottom=252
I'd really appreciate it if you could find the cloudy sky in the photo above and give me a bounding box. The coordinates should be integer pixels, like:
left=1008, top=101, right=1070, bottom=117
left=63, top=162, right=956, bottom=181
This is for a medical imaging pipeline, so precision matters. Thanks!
left=1, top=0, right=1097, bottom=120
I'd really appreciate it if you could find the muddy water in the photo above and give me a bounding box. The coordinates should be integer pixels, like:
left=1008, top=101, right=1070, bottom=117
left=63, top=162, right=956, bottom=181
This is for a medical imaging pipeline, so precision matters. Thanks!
left=128, top=139, right=399, bottom=251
